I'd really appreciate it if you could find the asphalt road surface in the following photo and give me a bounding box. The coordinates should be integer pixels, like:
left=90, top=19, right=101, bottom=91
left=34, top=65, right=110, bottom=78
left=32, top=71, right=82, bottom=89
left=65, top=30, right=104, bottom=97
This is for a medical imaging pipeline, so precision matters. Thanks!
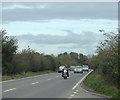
left=1, top=70, right=107, bottom=98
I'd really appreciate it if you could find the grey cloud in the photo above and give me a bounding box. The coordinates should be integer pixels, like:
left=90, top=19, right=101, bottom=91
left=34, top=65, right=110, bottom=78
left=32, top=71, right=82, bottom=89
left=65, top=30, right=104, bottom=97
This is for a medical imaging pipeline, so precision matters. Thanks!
left=16, top=30, right=104, bottom=49
left=2, top=2, right=117, bottom=23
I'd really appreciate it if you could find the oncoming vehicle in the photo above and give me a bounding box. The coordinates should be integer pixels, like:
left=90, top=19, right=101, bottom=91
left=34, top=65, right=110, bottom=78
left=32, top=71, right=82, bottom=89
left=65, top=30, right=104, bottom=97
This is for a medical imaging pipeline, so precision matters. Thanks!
left=58, top=66, right=65, bottom=73
left=82, top=65, right=89, bottom=71
left=70, top=66, right=75, bottom=71
left=74, top=66, right=83, bottom=73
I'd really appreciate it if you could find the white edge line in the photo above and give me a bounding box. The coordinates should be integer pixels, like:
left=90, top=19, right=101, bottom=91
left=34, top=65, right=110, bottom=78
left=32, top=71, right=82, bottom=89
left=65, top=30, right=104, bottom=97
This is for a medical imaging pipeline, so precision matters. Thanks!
left=72, top=70, right=93, bottom=90
left=67, top=97, right=72, bottom=99
left=4, top=88, right=16, bottom=92
left=0, top=73, right=55, bottom=83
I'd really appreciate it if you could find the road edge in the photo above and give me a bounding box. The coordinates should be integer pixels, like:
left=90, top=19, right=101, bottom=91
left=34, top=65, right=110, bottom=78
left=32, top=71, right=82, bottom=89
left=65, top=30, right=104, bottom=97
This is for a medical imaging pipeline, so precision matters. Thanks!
left=0, top=72, right=56, bottom=83
left=72, top=70, right=93, bottom=90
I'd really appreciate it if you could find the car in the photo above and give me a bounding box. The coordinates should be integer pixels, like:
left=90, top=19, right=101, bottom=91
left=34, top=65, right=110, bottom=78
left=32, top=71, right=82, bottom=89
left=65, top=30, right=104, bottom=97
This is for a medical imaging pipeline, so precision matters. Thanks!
left=82, top=65, right=89, bottom=71
left=58, top=66, right=65, bottom=73
left=70, top=66, right=75, bottom=71
left=74, top=66, right=83, bottom=73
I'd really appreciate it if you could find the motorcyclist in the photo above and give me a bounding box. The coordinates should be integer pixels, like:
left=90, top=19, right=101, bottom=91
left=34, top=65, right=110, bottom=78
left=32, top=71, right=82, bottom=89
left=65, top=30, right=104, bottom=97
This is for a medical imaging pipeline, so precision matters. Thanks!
left=62, top=65, right=69, bottom=77
left=66, top=65, right=69, bottom=77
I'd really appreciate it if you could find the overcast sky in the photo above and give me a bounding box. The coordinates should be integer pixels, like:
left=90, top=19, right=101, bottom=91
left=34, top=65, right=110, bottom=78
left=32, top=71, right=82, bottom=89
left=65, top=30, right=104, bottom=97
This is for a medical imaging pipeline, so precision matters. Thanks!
left=2, top=2, right=118, bottom=55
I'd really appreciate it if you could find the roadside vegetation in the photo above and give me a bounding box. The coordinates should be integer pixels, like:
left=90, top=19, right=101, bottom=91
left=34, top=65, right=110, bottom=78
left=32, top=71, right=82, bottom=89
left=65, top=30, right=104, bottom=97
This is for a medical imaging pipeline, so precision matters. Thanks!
left=84, top=69, right=118, bottom=98
left=84, top=30, right=119, bottom=98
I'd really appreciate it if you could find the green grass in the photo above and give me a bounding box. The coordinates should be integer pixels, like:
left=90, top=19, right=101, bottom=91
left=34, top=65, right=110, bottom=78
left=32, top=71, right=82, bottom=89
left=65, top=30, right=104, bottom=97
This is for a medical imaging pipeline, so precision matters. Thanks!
left=83, top=70, right=119, bottom=98
left=2, top=70, right=55, bottom=81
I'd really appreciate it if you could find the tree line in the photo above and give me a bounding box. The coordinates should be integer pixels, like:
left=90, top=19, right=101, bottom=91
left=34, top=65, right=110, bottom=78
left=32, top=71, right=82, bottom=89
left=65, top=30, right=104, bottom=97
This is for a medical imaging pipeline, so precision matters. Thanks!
left=2, top=30, right=88, bottom=75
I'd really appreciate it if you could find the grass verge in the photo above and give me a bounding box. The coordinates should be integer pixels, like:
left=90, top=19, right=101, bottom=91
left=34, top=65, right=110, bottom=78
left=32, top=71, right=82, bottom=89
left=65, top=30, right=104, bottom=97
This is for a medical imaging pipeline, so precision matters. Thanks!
left=2, top=70, right=55, bottom=81
left=83, top=69, right=119, bottom=98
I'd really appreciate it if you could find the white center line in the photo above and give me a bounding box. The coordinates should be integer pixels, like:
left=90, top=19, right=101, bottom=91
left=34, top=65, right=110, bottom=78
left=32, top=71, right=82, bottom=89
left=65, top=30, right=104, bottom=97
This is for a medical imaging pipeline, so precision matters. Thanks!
left=32, top=82, right=39, bottom=85
left=4, top=88, right=16, bottom=93
left=47, top=79, right=51, bottom=81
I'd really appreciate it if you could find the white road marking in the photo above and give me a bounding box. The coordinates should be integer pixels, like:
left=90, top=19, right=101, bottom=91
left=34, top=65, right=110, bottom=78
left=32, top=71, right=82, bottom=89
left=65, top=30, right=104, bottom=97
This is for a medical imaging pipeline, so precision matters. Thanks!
left=47, top=78, right=51, bottom=81
left=56, top=76, right=59, bottom=78
left=73, top=92, right=77, bottom=94
left=72, top=70, right=93, bottom=90
left=32, top=82, right=39, bottom=85
left=0, top=80, right=14, bottom=83
left=67, top=97, right=72, bottom=99
left=76, top=90, right=79, bottom=92
left=70, top=94, right=74, bottom=97
left=82, top=87, right=89, bottom=93
left=4, top=88, right=16, bottom=93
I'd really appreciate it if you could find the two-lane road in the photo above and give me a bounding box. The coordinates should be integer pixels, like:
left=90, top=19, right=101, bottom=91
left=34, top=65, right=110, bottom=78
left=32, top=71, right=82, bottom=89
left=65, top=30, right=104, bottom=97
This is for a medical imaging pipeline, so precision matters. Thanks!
left=2, top=71, right=107, bottom=98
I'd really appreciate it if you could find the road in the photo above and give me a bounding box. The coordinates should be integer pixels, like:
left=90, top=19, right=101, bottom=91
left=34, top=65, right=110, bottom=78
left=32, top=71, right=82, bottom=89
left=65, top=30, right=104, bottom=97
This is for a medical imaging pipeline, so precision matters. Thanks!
left=1, top=70, right=107, bottom=98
